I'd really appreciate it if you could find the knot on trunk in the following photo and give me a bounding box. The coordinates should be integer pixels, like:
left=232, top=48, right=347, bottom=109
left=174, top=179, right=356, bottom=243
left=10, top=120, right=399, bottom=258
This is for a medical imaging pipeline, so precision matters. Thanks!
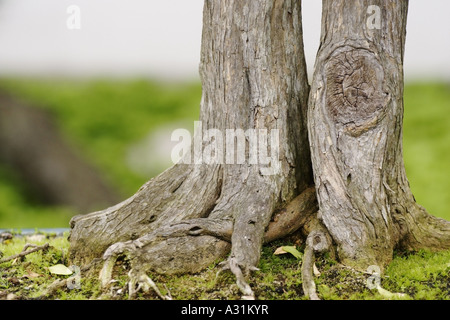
left=325, top=47, right=389, bottom=136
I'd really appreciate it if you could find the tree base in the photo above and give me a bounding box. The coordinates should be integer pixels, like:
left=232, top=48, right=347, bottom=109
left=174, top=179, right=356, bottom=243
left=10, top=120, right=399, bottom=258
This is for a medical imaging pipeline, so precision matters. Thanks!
left=68, top=158, right=319, bottom=299
left=69, top=160, right=450, bottom=300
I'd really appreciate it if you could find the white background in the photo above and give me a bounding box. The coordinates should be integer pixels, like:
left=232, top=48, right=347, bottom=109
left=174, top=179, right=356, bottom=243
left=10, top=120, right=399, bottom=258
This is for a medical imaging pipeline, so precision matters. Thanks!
left=0, top=0, right=448, bottom=82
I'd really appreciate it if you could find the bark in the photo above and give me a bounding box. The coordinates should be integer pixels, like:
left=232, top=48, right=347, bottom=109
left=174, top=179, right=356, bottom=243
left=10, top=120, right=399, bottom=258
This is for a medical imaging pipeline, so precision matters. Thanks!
left=308, top=0, right=450, bottom=271
left=69, top=0, right=314, bottom=294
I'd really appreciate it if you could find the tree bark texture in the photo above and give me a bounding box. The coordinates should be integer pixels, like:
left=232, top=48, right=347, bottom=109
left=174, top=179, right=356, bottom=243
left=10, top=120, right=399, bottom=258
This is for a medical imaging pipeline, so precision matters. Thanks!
left=308, top=0, right=450, bottom=270
left=69, top=0, right=314, bottom=279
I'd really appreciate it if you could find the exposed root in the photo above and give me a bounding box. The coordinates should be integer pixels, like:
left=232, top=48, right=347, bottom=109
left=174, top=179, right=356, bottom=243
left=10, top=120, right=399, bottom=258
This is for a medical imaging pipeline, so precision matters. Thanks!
left=127, top=269, right=172, bottom=300
left=301, top=242, right=319, bottom=300
left=229, top=258, right=255, bottom=300
left=69, top=164, right=224, bottom=265
left=158, top=218, right=234, bottom=241
left=301, top=228, right=332, bottom=300
left=100, top=256, right=118, bottom=288
left=217, top=258, right=260, bottom=300
left=396, top=204, right=450, bottom=252
left=264, top=187, right=318, bottom=243
left=88, top=185, right=319, bottom=300
left=100, top=249, right=172, bottom=300
left=41, top=279, right=68, bottom=298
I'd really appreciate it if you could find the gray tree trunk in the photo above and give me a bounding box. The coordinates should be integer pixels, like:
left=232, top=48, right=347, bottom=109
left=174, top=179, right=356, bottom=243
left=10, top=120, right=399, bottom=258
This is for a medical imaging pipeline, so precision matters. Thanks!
left=69, top=0, right=315, bottom=297
left=69, top=0, right=450, bottom=299
left=308, top=0, right=450, bottom=270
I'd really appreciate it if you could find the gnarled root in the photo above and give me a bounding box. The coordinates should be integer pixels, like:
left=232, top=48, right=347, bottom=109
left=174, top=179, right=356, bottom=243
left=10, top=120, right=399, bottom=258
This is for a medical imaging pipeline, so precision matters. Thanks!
left=217, top=258, right=260, bottom=300
left=69, top=164, right=225, bottom=266
left=127, top=269, right=172, bottom=300
left=67, top=138, right=318, bottom=300
left=395, top=204, right=450, bottom=252
left=301, top=225, right=332, bottom=300
left=90, top=187, right=318, bottom=300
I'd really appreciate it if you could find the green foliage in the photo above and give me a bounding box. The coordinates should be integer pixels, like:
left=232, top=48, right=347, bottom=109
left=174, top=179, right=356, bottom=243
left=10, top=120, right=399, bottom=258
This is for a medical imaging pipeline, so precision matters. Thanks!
left=0, top=78, right=201, bottom=228
left=0, top=163, right=74, bottom=228
left=403, top=82, right=450, bottom=220
left=0, top=78, right=201, bottom=196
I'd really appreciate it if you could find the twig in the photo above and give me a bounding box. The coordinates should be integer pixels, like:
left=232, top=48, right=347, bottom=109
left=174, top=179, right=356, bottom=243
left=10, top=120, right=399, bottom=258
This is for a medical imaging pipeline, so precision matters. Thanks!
left=42, top=279, right=68, bottom=297
left=0, top=243, right=49, bottom=264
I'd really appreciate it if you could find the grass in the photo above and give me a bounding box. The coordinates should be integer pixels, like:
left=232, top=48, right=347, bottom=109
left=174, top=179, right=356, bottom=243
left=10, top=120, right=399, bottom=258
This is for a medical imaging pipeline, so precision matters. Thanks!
left=0, top=234, right=448, bottom=300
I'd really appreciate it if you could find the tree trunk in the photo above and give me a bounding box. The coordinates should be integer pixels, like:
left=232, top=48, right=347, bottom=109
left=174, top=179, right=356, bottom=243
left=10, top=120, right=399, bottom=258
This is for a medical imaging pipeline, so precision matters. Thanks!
left=308, top=0, right=450, bottom=271
left=69, top=0, right=315, bottom=297
left=69, top=0, right=450, bottom=299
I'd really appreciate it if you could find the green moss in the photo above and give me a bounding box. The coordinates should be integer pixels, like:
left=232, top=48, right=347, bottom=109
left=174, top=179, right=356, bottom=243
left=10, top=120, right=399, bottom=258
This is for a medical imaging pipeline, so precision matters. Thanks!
left=1, top=235, right=449, bottom=300
left=381, top=249, right=450, bottom=300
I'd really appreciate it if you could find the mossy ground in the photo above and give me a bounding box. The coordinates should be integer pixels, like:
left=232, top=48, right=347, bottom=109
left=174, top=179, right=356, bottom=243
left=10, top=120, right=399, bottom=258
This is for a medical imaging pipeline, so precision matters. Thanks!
left=1, top=233, right=448, bottom=300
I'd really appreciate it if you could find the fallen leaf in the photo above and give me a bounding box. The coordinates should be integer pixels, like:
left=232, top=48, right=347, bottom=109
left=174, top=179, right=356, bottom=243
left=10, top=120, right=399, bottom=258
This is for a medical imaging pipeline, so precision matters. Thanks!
left=274, top=246, right=287, bottom=255
left=376, top=285, right=408, bottom=299
left=23, top=270, right=42, bottom=279
left=281, top=246, right=303, bottom=260
left=48, top=264, right=73, bottom=275
left=313, top=263, right=321, bottom=277
left=274, top=246, right=303, bottom=259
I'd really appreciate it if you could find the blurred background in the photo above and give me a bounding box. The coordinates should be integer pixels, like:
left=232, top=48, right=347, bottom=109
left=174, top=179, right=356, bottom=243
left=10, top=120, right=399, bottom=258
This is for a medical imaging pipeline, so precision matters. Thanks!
left=0, top=0, right=448, bottom=229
